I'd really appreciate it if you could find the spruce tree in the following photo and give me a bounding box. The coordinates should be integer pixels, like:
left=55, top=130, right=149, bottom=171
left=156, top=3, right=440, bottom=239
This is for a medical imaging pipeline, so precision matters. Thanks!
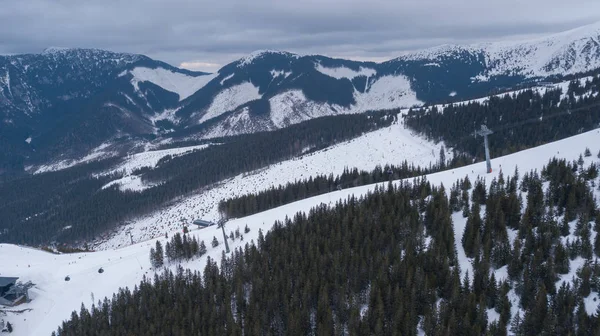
left=154, top=240, right=164, bottom=268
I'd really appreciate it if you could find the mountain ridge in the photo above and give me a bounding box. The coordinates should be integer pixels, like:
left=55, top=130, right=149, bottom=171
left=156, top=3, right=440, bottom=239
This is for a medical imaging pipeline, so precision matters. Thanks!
left=3, top=21, right=600, bottom=175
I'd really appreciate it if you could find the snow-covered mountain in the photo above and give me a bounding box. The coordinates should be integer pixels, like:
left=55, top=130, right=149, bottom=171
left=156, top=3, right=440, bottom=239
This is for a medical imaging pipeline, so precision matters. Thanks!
left=3, top=21, right=600, bottom=175
left=0, top=48, right=210, bottom=174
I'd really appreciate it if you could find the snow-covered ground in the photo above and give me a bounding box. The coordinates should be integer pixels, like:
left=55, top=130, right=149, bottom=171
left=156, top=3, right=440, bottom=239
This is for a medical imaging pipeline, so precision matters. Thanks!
left=122, top=67, right=217, bottom=101
left=2, top=129, right=599, bottom=335
left=95, top=119, right=448, bottom=249
left=424, top=75, right=597, bottom=114
left=198, top=82, right=262, bottom=123
left=106, top=144, right=210, bottom=175
left=315, top=64, right=376, bottom=80
left=34, top=143, right=116, bottom=174
left=395, top=20, right=600, bottom=79
left=99, top=144, right=212, bottom=192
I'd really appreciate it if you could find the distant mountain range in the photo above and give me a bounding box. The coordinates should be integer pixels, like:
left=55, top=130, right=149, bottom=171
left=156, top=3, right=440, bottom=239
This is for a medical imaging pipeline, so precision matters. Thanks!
left=2, top=21, right=600, bottom=175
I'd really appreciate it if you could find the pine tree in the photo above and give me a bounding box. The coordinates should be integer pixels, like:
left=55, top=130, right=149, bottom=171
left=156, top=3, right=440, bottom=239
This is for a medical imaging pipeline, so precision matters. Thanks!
left=554, top=242, right=570, bottom=274
left=149, top=247, right=156, bottom=267
left=463, top=203, right=482, bottom=258
left=211, top=236, right=219, bottom=248
left=154, top=240, right=164, bottom=268
left=439, top=146, right=446, bottom=169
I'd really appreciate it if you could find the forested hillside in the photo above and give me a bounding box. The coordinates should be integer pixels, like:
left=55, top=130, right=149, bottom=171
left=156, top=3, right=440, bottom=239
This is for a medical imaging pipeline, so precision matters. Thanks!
left=0, top=111, right=396, bottom=245
left=404, top=75, right=600, bottom=159
left=54, top=154, right=600, bottom=335
left=218, top=152, right=471, bottom=219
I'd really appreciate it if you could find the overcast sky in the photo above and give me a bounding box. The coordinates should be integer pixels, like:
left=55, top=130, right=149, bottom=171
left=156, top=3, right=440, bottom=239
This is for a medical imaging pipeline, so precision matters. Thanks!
left=1, top=0, right=600, bottom=72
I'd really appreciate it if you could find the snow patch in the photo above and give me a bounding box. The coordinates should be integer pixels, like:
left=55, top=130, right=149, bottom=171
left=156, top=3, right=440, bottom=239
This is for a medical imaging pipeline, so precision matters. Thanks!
left=238, top=50, right=299, bottom=68
left=487, top=308, right=500, bottom=324
left=102, top=175, right=154, bottom=192
left=353, top=75, right=422, bottom=110
left=109, top=144, right=211, bottom=175
left=315, top=64, right=376, bottom=80
left=34, top=143, right=116, bottom=174
left=584, top=292, right=599, bottom=316
left=270, top=69, right=292, bottom=78
left=201, top=107, right=259, bottom=139
left=126, top=67, right=216, bottom=101
left=269, top=90, right=342, bottom=128
left=267, top=74, right=421, bottom=129
left=149, top=108, right=180, bottom=125
left=220, top=73, right=234, bottom=85
left=199, top=82, right=262, bottom=123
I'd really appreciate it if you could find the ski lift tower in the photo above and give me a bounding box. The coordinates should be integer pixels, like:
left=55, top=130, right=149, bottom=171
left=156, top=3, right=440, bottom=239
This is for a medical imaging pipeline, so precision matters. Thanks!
left=217, top=216, right=231, bottom=254
left=474, top=124, right=493, bottom=173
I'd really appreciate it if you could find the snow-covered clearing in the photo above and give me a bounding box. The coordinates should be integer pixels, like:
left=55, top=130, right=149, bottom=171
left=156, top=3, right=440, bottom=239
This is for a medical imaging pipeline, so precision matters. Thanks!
left=99, top=144, right=211, bottom=192
left=353, top=74, right=422, bottom=110
left=199, top=82, right=262, bottom=123
left=34, top=143, right=116, bottom=174
left=101, top=175, right=151, bottom=192
left=2, top=129, right=599, bottom=335
left=107, top=144, right=210, bottom=175
left=123, top=67, right=217, bottom=101
left=267, top=74, right=421, bottom=130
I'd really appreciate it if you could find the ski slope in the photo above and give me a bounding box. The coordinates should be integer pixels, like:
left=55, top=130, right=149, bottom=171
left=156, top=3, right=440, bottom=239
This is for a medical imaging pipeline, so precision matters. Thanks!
left=95, top=118, right=448, bottom=249
left=2, top=129, right=599, bottom=335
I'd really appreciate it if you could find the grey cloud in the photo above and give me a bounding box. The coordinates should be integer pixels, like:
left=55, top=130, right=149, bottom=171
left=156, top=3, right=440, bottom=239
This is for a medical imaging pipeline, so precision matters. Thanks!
left=1, top=0, right=599, bottom=72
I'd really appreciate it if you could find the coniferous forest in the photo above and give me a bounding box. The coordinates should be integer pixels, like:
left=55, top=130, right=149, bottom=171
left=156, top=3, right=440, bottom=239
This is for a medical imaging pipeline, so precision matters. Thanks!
left=218, top=152, right=471, bottom=219
left=404, top=76, right=600, bottom=159
left=55, top=154, right=600, bottom=335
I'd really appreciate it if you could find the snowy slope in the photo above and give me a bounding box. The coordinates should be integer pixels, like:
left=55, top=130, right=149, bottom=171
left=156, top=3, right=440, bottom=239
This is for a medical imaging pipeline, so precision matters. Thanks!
left=315, top=64, right=376, bottom=80
left=269, top=90, right=345, bottom=128
left=96, top=118, right=447, bottom=249
left=3, top=128, right=599, bottom=336
left=33, top=143, right=117, bottom=174
left=256, top=75, right=421, bottom=135
left=395, top=20, right=600, bottom=80
left=198, top=82, right=262, bottom=123
left=123, top=67, right=217, bottom=101
left=108, top=144, right=211, bottom=175
left=353, top=74, right=422, bottom=110
left=99, top=144, right=212, bottom=192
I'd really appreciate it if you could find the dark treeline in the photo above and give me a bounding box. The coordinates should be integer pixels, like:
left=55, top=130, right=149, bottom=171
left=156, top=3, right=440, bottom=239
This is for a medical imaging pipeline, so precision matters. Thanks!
left=0, top=111, right=396, bottom=245
left=150, top=233, right=207, bottom=268
left=218, top=152, right=472, bottom=218
left=404, top=75, right=600, bottom=159
left=54, top=155, right=600, bottom=335
left=141, top=111, right=397, bottom=184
